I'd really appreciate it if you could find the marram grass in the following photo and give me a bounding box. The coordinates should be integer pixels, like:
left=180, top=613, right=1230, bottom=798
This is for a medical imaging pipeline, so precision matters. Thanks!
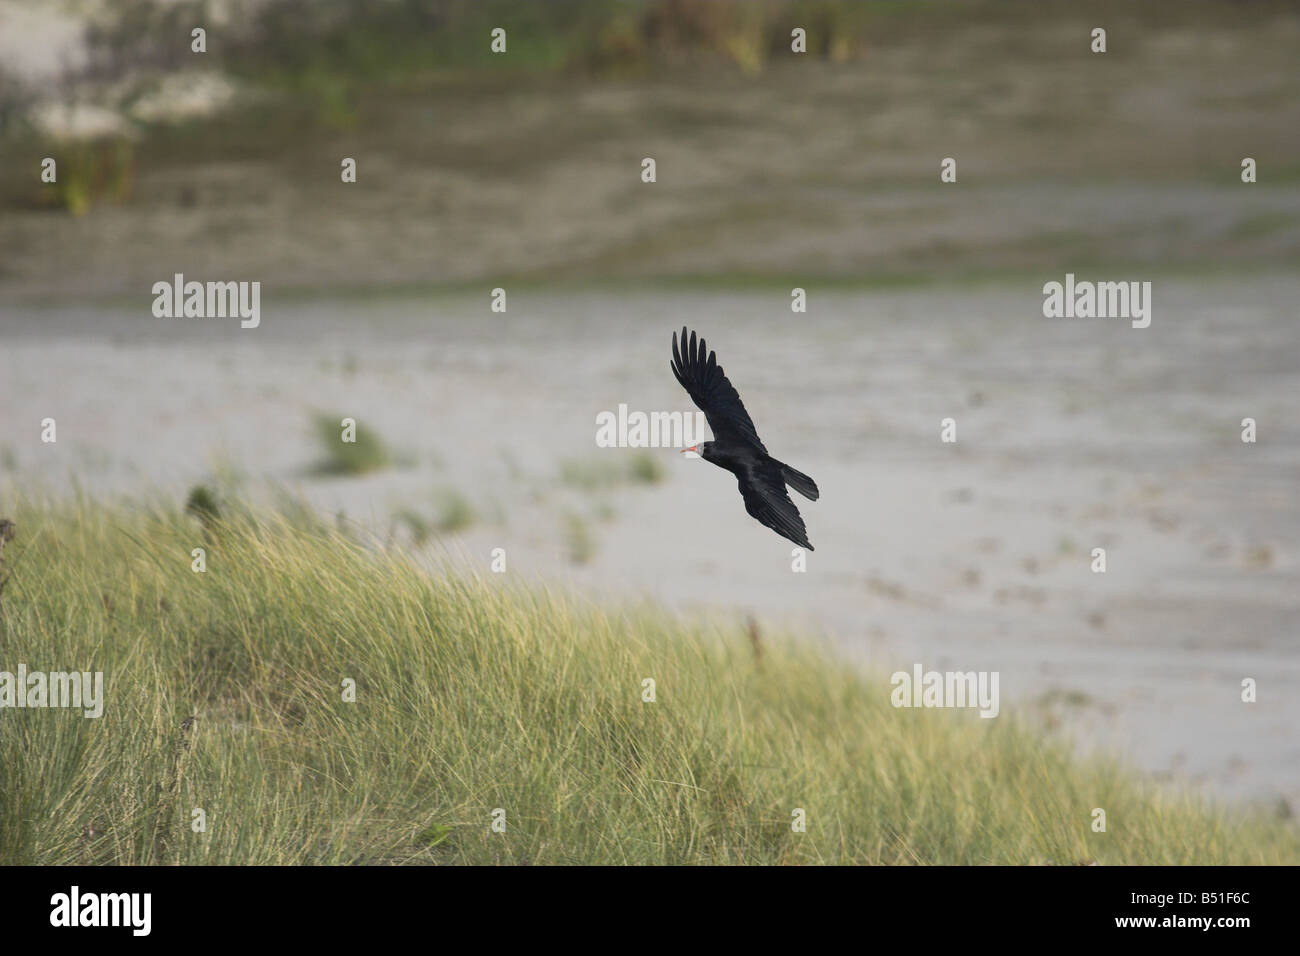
left=0, top=498, right=1295, bottom=865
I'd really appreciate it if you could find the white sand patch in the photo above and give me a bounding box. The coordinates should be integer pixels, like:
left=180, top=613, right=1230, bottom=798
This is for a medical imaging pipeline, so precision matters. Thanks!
left=0, top=1, right=87, bottom=83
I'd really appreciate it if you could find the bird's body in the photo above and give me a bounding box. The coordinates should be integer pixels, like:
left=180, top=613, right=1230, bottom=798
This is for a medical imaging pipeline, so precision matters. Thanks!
left=670, top=327, right=819, bottom=550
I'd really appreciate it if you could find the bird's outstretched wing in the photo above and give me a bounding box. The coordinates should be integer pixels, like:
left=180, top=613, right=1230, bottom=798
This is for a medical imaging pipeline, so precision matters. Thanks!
left=671, top=327, right=766, bottom=453
left=737, top=462, right=813, bottom=551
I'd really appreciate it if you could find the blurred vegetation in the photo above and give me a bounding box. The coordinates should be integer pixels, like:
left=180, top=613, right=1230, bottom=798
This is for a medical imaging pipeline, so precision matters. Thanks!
left=310, top=413, right=395, bottom=475
left=53, top=139, right=136, bottom=215
left=2, top=0, right=1294, bottom=142
left=23, top=0, right=1285, bottom=141
left=3, top=0, right=893, bottom=210
left=84, top=0, right=888, bottom=95
left=564, top=510, right=597, bottom=564
left=392, top=506, right=433, bottom=546
left=431, top=487, right=477, bottom=534
left=388, top=490, right=478, bottom=547
left=71, top=0, right=1299, bottom=86
left=1, top=0, right=1293, bottom=169
left=560, top=451, right=666, bottom=492
left=183, top=484, right=222, bottom=528
left=1, top=0, right=1296, bottom=287
left=0, top=66, right=28, bottom=138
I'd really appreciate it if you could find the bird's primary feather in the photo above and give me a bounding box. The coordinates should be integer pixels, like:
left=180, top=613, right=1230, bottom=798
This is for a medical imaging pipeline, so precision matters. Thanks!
left=670, top=327, right=816, bottom=550
left=671, top=327, right=767, bottom=453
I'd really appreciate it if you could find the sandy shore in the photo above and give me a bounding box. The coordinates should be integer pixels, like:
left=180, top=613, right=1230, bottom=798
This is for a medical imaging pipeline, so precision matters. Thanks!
left=2, top=275, right=1296, bottom=809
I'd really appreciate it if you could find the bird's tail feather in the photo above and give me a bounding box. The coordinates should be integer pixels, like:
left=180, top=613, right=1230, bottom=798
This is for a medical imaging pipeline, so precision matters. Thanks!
left=778, top=462, right=819, bottom=501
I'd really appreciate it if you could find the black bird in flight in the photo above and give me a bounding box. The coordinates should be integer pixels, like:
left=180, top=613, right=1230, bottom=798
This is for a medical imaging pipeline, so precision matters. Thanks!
left=671, top=327, right=819, bottom=550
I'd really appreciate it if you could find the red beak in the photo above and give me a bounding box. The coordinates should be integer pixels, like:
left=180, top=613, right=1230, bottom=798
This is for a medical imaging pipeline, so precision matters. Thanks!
left=682, top=445, right=699, bottom=454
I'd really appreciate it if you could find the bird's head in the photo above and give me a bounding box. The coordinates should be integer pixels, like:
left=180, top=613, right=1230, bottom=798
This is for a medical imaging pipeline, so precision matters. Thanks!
left=680, top=441, right=710, bottom=460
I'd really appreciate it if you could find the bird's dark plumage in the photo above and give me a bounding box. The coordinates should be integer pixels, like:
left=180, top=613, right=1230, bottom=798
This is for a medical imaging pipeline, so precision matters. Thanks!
left=671, top=327, right=819, bottom=550
left=671, top=328, right=766, bottom=452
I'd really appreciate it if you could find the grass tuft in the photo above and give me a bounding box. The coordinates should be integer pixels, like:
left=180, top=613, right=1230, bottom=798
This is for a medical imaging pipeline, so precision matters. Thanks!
left=310, top=412, right=394, bottom=475
left=563, top=512, right=597, bottom=565
left=432, top=488, right=477, bottom=534
left=559, top=450, right=667, bottom=492
left=184, top=484, right=222, bottom=528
